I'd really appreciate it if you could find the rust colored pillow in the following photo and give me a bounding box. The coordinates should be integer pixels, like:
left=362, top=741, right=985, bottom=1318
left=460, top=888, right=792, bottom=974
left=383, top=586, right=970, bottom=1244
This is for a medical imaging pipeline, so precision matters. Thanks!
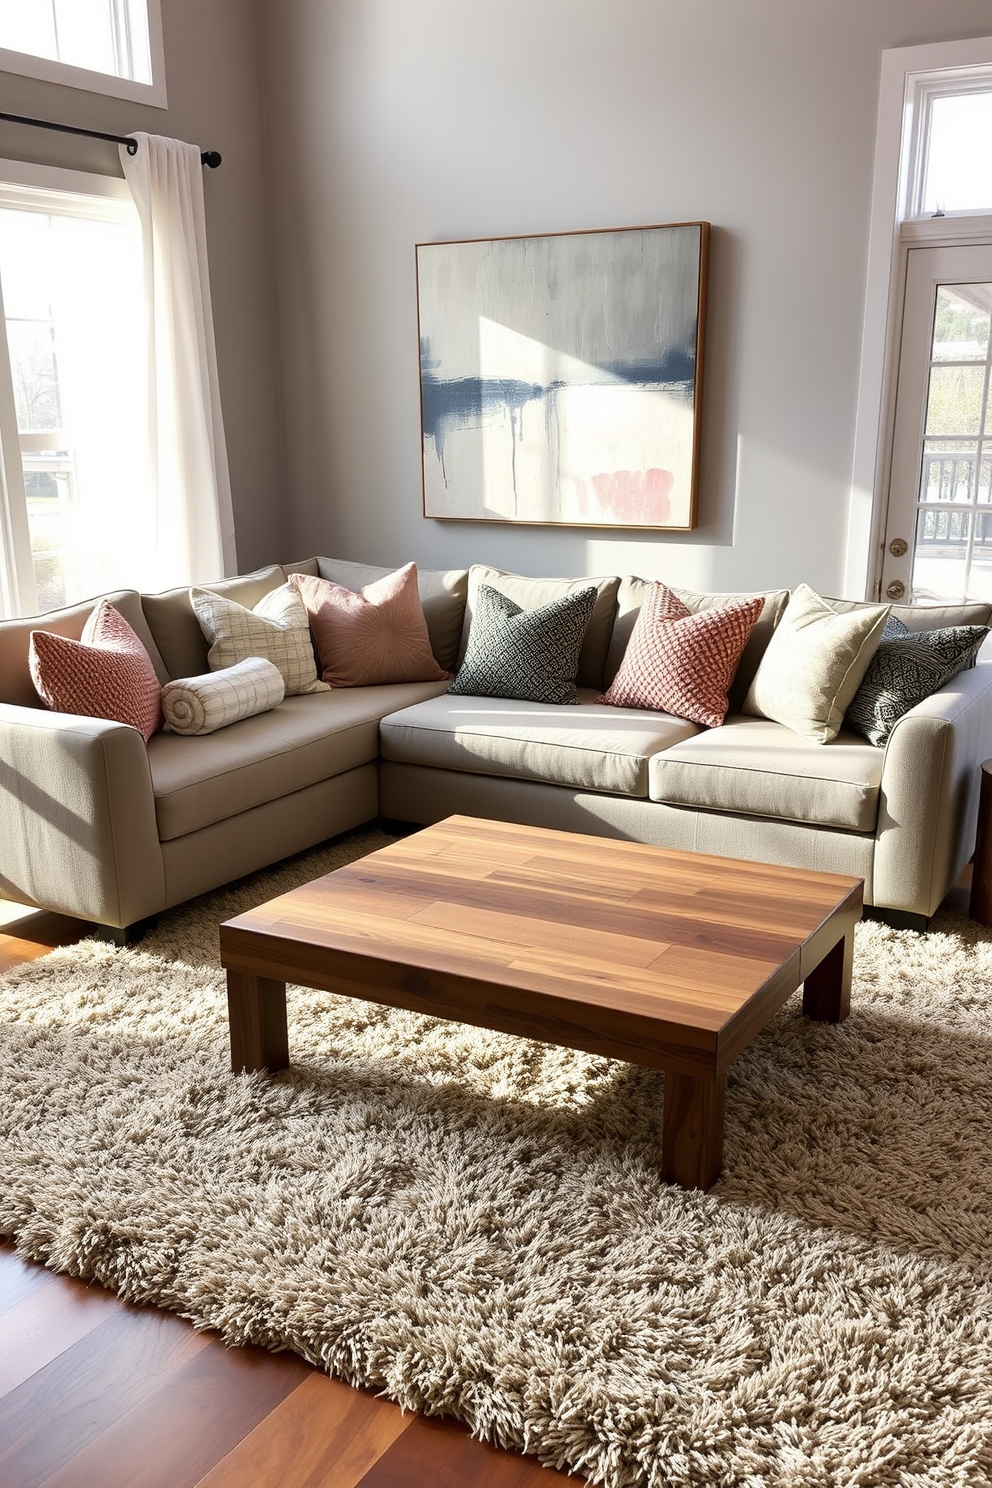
left=290, top=564, right=448, bottom=687
left=598, top=583, right=764, bottom=727
left=29, top=599, right=163, bottom=742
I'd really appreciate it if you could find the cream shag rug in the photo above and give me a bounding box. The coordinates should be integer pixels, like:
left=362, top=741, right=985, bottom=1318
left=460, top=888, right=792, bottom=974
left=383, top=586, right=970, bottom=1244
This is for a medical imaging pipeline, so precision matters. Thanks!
left=2, top=827, right=992, bottom=1488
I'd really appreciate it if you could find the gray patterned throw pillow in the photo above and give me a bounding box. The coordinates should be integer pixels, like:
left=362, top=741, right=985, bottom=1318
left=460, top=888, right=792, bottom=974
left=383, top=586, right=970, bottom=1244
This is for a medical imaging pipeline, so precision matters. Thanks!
left=448, top=582, right=597, bottom=704
left=845, top=618, right=988, bottom=745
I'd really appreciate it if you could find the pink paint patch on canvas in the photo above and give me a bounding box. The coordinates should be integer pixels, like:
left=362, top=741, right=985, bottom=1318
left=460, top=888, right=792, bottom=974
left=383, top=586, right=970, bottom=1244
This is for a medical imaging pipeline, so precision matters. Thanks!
left=591, top=469, right=674, bottom=525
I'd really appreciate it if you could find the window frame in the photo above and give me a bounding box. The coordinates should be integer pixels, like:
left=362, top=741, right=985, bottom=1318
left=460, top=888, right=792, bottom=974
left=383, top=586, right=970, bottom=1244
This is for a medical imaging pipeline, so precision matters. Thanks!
left=0, top=0, right=166, bottom=107
left=845, top=35, right=992, bottom=601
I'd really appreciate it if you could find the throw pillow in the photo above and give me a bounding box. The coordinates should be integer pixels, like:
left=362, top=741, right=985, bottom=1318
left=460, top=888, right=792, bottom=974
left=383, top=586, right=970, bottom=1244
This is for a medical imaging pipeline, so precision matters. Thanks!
left=161, top=657, right=286, bottom=736
left=289, top=564, right=448, bottom=687
left=743, top=584, right=891, bottom=743
left=29, top=599, right=163, bottom=742
left=597, top=584, right=764, bottom=727
left=448, top=583, right=597, bottom=704
left=845, top=622, right=989, bottom=745
left=190, top=583, right=329, bottom=696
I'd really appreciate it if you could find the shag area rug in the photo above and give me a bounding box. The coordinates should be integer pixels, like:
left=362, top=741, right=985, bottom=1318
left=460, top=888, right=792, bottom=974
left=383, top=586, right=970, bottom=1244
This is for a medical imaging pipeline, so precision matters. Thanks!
left=2, top=828, right=992, bottom=1488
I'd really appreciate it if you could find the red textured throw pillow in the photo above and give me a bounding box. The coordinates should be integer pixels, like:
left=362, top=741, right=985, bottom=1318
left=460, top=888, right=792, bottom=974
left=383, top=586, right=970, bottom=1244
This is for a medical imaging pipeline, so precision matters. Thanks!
left=598, top=584, right=764, bottom=727
left=290, top=564, right=448, bottom=687
left=29, top=599, right=163, bottom=742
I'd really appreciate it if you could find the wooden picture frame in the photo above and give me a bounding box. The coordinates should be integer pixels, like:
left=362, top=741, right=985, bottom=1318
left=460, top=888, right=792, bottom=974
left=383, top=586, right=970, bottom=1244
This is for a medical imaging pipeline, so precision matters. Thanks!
left=416, top=221, right=709, bottom=530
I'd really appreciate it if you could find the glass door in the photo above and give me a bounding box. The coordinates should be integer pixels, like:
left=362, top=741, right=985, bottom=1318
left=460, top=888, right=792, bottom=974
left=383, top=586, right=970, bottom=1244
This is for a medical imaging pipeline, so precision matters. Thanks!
left=882, top=244, right=992, bottom=605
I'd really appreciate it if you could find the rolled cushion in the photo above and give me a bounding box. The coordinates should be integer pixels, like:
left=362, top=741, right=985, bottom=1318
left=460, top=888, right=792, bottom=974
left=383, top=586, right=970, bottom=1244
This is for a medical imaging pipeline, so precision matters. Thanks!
left=598, top=583, right=764, bottom=727
left=161, top=657, right=285, bottom=736
left=29, top=598, right=163, bottom=742
left=743, top=584, right=890, bottom=744
left=289, top=563, right=448, bottom=687
left=449, top=583, right=597, bottom=705
left=191, top=582, right=329, bottom=696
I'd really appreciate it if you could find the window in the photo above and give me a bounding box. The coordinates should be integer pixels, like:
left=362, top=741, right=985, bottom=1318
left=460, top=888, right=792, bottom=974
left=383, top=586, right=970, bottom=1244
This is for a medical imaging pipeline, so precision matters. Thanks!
left=920, top=89, right=992, bottom=216
left=0, top=163, right=146, bottom=617
left=0, top=0, right=165, bottom=105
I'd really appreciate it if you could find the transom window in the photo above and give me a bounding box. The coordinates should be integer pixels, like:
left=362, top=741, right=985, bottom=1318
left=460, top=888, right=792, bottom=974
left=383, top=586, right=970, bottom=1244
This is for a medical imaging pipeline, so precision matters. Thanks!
left=0, top=0, right=164, bottom=104
left=905, top=69, right=992, bottom=220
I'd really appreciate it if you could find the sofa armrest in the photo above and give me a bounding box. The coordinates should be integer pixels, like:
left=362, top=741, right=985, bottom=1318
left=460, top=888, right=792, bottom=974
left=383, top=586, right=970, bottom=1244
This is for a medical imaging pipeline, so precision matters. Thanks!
left=874, top=662, right=992, bottom=916
left=0, top=704, right=165, bottom=929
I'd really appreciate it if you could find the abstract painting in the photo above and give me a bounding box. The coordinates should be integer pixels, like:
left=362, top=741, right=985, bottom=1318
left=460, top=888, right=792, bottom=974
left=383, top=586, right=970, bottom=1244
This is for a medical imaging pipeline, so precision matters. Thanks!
left=416, top=222, right=708, bottom=529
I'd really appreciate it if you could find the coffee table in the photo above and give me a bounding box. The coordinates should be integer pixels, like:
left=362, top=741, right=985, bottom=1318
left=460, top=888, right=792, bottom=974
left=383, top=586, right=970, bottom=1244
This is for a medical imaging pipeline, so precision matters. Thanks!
left=219, top=815, right=862, bottom=1190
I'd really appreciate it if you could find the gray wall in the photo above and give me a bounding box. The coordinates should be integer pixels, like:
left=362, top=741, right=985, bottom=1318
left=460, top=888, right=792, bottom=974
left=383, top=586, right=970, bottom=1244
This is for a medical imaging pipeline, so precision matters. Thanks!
left=258, top=0, right=992, bottom=595
left=0, top=0, right=288, bottom=573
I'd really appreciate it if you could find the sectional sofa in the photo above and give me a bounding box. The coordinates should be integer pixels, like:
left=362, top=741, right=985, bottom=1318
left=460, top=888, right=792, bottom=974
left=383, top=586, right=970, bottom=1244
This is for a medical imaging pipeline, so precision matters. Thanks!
left=1, top=555, right=990, bottom=939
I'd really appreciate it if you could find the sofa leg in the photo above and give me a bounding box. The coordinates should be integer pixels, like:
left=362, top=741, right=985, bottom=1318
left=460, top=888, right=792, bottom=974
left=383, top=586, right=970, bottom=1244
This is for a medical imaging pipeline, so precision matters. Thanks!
left=91, top=916, right=158, bottom=946
left=872, top=908, right=930, bottom=933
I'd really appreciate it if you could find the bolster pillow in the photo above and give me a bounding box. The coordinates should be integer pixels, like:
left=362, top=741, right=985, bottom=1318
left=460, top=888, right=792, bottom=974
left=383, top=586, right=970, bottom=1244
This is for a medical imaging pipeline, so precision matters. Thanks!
left=161, top=656, right=285, bottom=736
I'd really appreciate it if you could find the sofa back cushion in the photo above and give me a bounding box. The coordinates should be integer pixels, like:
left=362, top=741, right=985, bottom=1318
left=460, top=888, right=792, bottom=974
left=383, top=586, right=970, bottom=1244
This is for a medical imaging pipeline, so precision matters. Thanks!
left=284, top=558, right=469, bottom=674
left=826, top=596, right=992, bottom=632
left=457, top=565, right=620, bottom=691
left=0, top=589, right=168, bottom=708
left=141, top=565, right=286, bottom=681
left=605, top=578, right=789, bottom=711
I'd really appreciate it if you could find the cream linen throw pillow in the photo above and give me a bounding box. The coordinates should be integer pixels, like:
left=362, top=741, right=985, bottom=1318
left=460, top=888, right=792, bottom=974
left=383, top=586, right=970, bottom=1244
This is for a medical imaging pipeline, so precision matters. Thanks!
left=191, top=583, right=330, bottom=696
left=743, top=584, right=890, bottom=743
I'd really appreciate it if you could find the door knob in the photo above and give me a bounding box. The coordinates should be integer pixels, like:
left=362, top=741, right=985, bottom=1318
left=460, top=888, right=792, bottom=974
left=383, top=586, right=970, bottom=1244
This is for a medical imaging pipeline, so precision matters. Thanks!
left=889, top=538, right=908, bottom=557
left=886, top=579, right=906, bottom=600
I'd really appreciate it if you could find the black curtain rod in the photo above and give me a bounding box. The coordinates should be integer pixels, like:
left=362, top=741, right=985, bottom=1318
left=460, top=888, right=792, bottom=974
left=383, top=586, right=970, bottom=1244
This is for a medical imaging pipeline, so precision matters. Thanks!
left=0, top=111, right=222, bottom=168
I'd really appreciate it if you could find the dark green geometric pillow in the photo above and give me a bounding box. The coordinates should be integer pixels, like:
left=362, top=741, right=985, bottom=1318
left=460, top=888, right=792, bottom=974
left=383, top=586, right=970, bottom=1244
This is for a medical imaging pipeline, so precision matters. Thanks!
left=448, top=582, right=597, bottom=704
left=845, top=622, right=989, bottom=745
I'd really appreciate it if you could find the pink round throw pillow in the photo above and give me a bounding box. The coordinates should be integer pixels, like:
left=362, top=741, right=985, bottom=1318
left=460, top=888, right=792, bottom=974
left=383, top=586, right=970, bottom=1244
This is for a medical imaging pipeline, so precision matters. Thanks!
left=29, top=598, right=164, bottom=742
left=290, top=563, right=448, bottom=687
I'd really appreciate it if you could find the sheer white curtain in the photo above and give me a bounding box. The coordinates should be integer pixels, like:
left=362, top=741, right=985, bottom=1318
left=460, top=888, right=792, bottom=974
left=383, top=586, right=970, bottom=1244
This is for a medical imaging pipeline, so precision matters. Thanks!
left=121, top=132, right=237, bottom=585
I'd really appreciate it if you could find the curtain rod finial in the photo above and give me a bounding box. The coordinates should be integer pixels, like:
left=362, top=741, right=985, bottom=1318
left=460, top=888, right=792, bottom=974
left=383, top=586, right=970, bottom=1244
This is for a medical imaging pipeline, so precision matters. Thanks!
left=201, top=150, right=222, bottom=169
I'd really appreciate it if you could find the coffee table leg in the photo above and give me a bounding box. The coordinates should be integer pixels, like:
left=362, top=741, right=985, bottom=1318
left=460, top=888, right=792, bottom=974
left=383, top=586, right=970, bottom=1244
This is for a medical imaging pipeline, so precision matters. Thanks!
left=802, top=928, right=853, bottom=1023
left=661, top=1071, right=725, bottom=1190
left=227, top=970, right=289, bottom=1073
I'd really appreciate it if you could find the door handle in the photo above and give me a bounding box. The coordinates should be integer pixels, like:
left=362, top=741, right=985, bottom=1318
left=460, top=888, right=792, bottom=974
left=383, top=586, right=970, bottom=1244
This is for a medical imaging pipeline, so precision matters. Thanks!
left=886, top=579, right=906, bottom=600
left=889, top=538, right=908, bottom=557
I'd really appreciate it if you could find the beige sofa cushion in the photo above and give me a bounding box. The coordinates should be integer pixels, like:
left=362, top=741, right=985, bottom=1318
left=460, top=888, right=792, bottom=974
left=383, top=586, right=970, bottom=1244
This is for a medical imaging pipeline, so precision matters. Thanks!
left=649, top=716, right=884, bottom=832
left=379, top=691, right=701, bottom=798
left=0, top=590, right=169, bottom=706
left=150, top=679, right=448, bottom=840
left=141, top=565, right=287, bottom=681
left=284, top=557, right=469, bottom=674
left=743, top=585, right=890, bottom=743
left=605, top=578, right=789, bottom=710
left=827, top=597, right=992, bottom=631
left=457, top=566, right=620, bottom=691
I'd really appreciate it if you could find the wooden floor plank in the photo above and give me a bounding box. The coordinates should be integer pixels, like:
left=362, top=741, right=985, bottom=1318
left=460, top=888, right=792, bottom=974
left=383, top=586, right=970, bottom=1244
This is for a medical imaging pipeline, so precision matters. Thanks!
left=0, top=1246, right=58, bottom=1316
left=37, top=1335, right=312, bottom=1488
left=0, top=1306, right=212, bottom=1487
left=355, top=1413, right=585, bottom=1487
left=193, top=1372, right=409, bottom=1488
left=0, top=1268, right=121, bottom=1399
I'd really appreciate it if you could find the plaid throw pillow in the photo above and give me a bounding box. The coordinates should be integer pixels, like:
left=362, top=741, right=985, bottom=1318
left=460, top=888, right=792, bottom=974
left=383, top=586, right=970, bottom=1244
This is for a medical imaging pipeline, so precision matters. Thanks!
left=191, top=583, right=329, bottom=696
left=161, top=656, right=286, bottom=735
left=598, top=583, right=764, bottom=727
left=845, top=618, right=989, bottom=745
left=448, top=583, right=597, bottom=704
left=29, top=599, right=163, bottom=742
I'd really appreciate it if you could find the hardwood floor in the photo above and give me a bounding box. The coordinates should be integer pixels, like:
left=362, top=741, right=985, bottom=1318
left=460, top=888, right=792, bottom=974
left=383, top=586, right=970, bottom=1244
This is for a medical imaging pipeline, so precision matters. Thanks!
left=0, top=866, right=973, bottom=1486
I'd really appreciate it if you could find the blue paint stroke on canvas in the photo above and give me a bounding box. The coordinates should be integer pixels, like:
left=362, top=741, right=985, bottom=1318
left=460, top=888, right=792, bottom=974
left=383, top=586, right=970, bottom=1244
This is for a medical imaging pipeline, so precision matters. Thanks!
left=421, top=338, right=696, bottom=502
